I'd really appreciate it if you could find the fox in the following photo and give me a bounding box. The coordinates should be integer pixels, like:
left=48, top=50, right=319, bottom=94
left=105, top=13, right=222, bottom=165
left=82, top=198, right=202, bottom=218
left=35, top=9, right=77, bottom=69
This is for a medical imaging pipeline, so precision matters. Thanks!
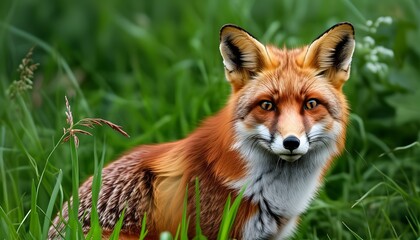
left=49, top=22, right=355, bottom=239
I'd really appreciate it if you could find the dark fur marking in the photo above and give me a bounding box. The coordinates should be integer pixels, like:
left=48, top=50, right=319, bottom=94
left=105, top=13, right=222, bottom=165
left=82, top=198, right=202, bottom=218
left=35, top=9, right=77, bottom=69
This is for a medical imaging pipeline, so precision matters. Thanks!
left=262, top=198, right=282, bottom=226
left=330, top=34, right=350, bottom=69
left=225, top=36, right=243, bottom=68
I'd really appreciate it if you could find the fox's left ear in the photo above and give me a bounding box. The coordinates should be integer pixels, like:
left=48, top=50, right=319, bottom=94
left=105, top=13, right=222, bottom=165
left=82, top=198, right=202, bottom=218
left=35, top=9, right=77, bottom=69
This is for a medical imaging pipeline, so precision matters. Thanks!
left=219, top=24, right=272, bottom=92
left=302, top=22, right=355, bottom=89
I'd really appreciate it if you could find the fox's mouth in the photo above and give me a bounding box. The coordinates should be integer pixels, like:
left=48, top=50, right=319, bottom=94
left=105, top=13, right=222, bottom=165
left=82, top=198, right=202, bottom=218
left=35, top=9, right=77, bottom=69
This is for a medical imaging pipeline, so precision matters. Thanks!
left=279, top=154, right=302, bottom=162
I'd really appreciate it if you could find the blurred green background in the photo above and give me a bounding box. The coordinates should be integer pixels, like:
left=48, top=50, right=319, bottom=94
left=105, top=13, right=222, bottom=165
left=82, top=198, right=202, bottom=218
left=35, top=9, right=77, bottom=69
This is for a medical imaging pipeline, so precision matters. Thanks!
left=1, top=0, right=419, bottom=239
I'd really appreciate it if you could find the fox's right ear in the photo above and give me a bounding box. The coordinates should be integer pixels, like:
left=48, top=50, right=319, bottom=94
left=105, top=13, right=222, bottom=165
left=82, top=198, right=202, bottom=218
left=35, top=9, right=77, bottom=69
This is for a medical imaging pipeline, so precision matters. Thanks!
left=219, top=25, right=272, bottom=92
left=302, top=22, right=355, bottom=89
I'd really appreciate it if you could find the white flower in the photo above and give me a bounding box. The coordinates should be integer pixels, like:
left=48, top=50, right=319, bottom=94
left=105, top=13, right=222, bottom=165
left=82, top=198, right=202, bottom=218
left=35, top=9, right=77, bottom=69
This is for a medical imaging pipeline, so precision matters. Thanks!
left=363, top=36, right=375, bottom=47
left=375, top=46, right=394, bottom=58
left=375, top=16, right=393, bottom=28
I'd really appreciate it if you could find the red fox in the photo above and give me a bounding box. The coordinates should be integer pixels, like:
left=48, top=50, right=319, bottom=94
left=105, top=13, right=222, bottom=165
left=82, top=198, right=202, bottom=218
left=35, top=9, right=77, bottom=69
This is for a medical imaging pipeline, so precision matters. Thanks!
left=49, top=22, right=355, bottom=239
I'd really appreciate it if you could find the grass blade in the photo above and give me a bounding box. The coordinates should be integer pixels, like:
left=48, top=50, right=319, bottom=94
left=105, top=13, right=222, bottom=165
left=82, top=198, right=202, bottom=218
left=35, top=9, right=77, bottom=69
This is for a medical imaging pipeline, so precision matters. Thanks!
left=217, top=185, right=246, bottom=240
left=41, top=170, right=63, bottom=239
left=381, top=208, right=398, bottom=239
left=109, top=207, right=126, bottom=240
left=342, top=221, right=364, bottom=240
left=139, top=213, right=148, bottom=240
left=85, top=140, right=105, bottom=239
left=29, top=180, right=41, bottom=237
left=174, top=225, right=180, bottom=240
left=180, top=185, right=190, bottom=240
left=0, top=206, right=19, bottom=239
left=217, top=195, right=231, bottom=240
left=352, top=182, right=386, bottom=208
left=0, top=126, right=8, bottom=211
left=68, top=137, right=83, bottom=239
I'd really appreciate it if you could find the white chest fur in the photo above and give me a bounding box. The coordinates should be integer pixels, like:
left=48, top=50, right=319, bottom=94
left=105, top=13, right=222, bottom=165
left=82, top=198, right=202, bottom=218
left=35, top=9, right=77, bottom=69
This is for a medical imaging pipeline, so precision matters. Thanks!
left=230, top=140, right=335, bottom=239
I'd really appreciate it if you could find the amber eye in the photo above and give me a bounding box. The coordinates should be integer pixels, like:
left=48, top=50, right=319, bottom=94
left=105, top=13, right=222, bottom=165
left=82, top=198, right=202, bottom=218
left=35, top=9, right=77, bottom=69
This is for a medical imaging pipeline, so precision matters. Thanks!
left=260, top=100, right=274, bottom=111
left=304, top=99, right=319, bottom=110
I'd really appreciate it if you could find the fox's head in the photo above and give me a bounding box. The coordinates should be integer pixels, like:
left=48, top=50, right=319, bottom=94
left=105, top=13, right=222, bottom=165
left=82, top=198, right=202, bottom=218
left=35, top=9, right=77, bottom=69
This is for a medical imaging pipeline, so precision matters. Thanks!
left=220, top=23, right=355, bottom=164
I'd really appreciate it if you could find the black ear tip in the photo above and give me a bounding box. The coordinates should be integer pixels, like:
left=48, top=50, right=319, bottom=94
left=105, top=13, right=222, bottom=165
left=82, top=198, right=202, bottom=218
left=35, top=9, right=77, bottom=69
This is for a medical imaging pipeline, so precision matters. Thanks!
left=220, top=24, right=243, bottom=40
left=220, top=24, right=243, bottom=32
left=333, top=22, right=355, bottom=36
left=219, top=24, right=258, bottom=42
left=335, top=21, right=354, bottom=27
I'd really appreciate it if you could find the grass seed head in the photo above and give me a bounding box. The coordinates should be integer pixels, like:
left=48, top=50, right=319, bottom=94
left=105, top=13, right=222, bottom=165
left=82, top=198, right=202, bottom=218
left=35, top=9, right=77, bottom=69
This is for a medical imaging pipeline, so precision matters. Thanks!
left=7, top=46, right=39, bottom=99
left=62, top=96, right=130, bottom=148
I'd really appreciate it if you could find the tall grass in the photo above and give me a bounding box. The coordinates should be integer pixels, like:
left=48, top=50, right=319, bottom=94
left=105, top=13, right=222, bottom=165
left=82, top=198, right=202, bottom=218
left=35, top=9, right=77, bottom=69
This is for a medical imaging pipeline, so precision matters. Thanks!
left=1, top=0, right=420, bottom=239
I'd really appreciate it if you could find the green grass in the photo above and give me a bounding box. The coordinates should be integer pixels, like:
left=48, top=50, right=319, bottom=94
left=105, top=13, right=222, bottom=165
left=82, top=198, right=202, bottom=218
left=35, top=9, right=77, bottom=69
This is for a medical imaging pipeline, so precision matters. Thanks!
left=1, top=0, right=420, bottom=239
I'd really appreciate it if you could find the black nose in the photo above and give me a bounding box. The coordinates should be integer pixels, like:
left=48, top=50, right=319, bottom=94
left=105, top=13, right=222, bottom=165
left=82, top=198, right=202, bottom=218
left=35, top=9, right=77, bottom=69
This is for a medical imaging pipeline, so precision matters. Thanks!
left=283, top=136, right=300, bottom=151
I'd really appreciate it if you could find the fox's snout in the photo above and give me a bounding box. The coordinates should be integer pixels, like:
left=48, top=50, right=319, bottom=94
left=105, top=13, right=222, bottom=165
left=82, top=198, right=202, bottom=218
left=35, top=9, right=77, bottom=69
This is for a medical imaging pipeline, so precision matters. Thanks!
left=268, top=131, right=310, bottom=162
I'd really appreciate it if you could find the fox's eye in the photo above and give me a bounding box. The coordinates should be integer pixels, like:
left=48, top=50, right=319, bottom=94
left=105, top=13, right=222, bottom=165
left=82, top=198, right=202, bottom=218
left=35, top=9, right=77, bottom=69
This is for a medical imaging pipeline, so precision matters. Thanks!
left=304, top=99, right=319, bottom=110
left=260, top=100, right=274, bottom=111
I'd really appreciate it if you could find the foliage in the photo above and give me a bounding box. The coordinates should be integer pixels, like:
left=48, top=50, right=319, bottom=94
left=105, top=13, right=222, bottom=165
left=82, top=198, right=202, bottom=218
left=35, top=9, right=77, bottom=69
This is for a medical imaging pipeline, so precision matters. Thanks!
left=0, top=0, right=419, bottom=239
